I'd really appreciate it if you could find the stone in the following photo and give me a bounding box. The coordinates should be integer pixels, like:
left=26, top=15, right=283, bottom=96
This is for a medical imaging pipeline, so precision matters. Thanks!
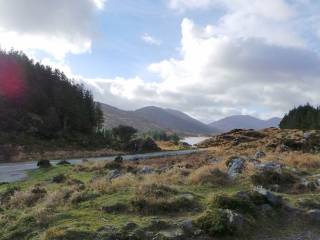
left=227, top=157, right=246, bottom=178
left=307, top=209, right=320, bottom=222
left=155, top=228, right=184, bottom=240
left=107, top=169, right=122, bottom=181
left=255, top=187, right=282, bottom=206
left=254, top=150, right=266, bottom=159
left=138, top=166, right=155, bottom=175
left=255, top=161, right=283, bottom=172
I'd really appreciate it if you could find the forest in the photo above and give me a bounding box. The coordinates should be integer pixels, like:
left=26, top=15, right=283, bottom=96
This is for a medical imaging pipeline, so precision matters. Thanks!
left=280, top=104, right=320, bottom=130
left=0, top=50, right=105, bottom=147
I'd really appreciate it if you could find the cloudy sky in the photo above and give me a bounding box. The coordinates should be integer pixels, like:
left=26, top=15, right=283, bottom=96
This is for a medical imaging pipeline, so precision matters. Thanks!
left=1, top=0, right=320, bottom=122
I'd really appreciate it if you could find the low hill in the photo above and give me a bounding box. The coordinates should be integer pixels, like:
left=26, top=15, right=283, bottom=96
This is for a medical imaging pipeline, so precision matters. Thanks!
left=209, top=115, right=281, bottom=132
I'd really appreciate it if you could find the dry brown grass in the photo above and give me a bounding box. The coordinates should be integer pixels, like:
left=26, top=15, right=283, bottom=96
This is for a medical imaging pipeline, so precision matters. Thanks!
left=282, top=152, right=320, bottom=169
left=188, top=165, right=229, bottom=186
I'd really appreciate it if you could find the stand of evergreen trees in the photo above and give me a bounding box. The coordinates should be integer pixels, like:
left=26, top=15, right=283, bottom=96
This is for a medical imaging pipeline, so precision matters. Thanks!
left=0, top=49, right=104, bottom=145
left=280, top=104, right=320, bottom=130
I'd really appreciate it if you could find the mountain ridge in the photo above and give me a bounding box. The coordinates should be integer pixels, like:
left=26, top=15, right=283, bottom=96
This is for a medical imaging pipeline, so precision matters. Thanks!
left=209, top=115, right=281, bottom=132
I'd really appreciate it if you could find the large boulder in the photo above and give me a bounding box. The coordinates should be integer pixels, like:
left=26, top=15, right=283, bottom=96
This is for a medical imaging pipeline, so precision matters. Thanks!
left=227, top=157, right=246, bottom=178
left=37, top=159, right=52, bottom=168
left=254, top=187, right=283, bottom=207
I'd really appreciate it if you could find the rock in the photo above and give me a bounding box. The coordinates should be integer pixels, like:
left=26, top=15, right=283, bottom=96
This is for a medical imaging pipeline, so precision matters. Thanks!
left=37, top=159, right=52, bottom=168
left=138, top=166, right=155, bottom=175
left=255, top=187, right=282, bottom=206
left=254, top=150, right=266, bottom=159
left=225, top=209, right=245, bottom=228
left=306, top=209, right=320, bottom=222
left=122, top=222, right=138, bottom=232
left=178, top=193, right=195, bottom=201
left=155, top=228, right=185, bottom=239
left=227, top=157, right=246, bottom=178
left=207, top=157, right=219, bottom=164
left=107, top=169, right=122, bottom=181
left=304, top=132, right=311, bottom=140
left=57, top=160, right=71, bottom=165
left=280, top=144, right=289, bottom=152
left=255, top=161, right=283, bottom=172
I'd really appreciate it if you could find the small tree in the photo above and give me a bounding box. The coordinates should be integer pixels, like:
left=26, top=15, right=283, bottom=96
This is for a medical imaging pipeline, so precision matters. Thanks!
left=112, top=125, right=137, bottom=144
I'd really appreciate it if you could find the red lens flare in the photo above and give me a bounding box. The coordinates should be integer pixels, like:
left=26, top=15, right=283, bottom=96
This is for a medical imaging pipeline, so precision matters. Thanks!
left=0, top=58, right=25, bottom=99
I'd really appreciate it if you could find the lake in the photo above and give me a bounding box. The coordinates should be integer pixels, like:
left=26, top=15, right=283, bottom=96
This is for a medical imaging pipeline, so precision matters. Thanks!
left=181, top=136, right=210, bottom=146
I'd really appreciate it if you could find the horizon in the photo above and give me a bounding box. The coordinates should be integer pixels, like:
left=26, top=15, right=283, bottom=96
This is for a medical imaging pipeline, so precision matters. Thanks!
left=1, top=0, right=320, bottom=122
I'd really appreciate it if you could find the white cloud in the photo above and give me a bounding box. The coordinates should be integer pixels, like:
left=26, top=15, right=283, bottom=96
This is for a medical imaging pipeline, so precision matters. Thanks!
left=141, top=33, right=161, bottom=46
left=0, top=0, right=105, bottom=59
left=82, top=17, right=320, bottom=122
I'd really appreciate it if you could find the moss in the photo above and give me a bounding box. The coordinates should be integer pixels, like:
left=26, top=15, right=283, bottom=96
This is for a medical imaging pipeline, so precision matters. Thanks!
left=194, top=208, right=236, bottom=237
left=210, top=193, right=256, bottom=216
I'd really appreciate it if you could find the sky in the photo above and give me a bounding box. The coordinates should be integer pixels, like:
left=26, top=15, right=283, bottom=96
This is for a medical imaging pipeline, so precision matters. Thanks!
left=1, top=0, right=320, bottom=123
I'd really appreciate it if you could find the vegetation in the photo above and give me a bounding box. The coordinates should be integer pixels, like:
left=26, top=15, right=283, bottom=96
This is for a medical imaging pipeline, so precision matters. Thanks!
left=280, top=104, right=320, bottom=130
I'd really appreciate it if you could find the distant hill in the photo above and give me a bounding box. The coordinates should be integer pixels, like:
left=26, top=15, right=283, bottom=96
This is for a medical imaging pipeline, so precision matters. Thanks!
left=209, top=115, right=281, bottom=132
left=134, top=106, right=217, bottom=135
left=99, top=103, right=163, bottom=132
left=100, top=104, right=218, bottom=135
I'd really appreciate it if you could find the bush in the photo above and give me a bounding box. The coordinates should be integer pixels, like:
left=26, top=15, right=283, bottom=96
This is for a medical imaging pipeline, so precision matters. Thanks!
left=195, top=209, right=236, bottom=236
left=37, top=160, right=52, bottom=168
left=131, top=184, right=198, bottom=214
left=251, top=170, right=298, bottom=191
left=210, top=193, right=256, bottom=215
left=189, top=167, right=229, bottom=186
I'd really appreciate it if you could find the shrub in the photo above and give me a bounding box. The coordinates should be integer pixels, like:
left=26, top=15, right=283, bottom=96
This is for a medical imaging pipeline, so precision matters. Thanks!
left=52, top=174, right=67, bottom=183
left=9, top=186, right=46, bottom=208
left=189, top=167, right=229, bottom=186
left=251, top=170, right=298, bottom=191
left=37, top=160, right=52, bottom=168
left=43, top=228, right=96, bottom=240
left=131, top=184, right=198, bottom=214
left=195, top=209, right=236, bottom=236
left=70, top=191, right=99, bottom=204
left=210, top=193, right=256, bottom=215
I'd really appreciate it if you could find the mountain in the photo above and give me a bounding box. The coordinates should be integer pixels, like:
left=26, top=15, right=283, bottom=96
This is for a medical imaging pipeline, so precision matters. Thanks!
left=209, top=115, right=281, bottom=132
left=100, top=104, right=218, bottom=135
left=99, top=103, right=163, bottom=132
left=134, top=106, right=217, bottom=135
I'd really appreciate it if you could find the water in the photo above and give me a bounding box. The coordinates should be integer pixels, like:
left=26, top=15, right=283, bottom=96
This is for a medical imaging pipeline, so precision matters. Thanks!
left=0, top=149, right=198, bottom=183
left=181, top=136, right=210, bottom=146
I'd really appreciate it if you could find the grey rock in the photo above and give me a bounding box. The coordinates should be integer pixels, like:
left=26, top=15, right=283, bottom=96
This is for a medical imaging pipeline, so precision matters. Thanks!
left=154, top=228, right=184, bottom=239
left=138, top=166, right=155, bottom=175
left=255, top=187, right=282, bottom=206
left=107, top=169, right=122, bottom=181
left=226, top=209, right=245, bottom=227
left=254, top=150, right=266, bottom=159
left=255, top=161, right=283, bottom=172
left=227, top=157, right=246, bottom=178
left=307, top=209, right=320, bottom=222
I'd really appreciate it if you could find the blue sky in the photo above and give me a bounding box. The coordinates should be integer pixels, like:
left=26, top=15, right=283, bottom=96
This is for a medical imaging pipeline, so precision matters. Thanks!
left=1, top=0, right=320, bottom=122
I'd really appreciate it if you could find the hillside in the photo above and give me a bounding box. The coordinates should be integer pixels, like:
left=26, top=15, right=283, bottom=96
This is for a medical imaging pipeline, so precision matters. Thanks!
left=134, top=106, right=218, bottom=135
left=1, top=127, right=320, bottom=239
left=101, top=104, right=218, bottom=135
left=209, top=115, right=281, bottom=132
left=100, top=103, right=163, bottom=132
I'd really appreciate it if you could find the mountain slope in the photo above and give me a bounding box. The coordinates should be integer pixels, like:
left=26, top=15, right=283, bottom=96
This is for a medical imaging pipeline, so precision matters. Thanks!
left=100, top=103, right=162, bottom=132
left=209, top=115, right=281, bottom=132
left=134, top=106, right=217, bottom=135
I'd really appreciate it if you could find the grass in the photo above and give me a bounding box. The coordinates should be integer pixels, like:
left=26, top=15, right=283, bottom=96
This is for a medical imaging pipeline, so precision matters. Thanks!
left=1, top=129, right=320, bottom=239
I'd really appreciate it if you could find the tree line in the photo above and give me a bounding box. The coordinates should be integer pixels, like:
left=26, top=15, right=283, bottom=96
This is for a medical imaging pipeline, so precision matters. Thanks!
left=280, top=104, right=320, bottom=130
left=0, top=49, right=103, bottom=141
